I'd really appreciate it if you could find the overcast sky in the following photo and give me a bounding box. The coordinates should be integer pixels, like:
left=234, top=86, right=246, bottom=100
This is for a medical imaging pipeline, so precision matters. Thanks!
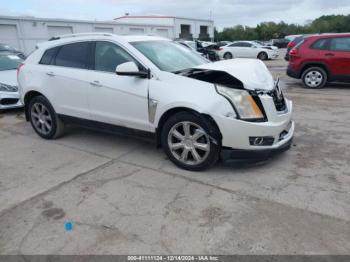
left=1, top=0, right=350, bottom=29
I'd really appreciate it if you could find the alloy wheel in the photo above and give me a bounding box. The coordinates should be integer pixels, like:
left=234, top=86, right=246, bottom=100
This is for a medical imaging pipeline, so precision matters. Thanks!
left=167, top=121, right=210, bottom=165
left=31, top=102, right=53, bottom=135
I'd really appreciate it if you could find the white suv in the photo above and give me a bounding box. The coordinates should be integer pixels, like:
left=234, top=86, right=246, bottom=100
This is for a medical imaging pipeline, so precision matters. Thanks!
left=18, top=33, right=294, bottom=171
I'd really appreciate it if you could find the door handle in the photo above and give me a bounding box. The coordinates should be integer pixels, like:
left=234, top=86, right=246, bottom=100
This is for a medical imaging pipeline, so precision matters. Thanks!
left=46, top=72, right=56, bottom=77
left=325, top=53, right=335, bottom=57
left=90, top=81, right=102, bottom=87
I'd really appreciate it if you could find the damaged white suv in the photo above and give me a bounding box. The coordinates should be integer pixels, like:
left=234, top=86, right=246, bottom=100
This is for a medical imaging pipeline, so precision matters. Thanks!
left=18, top=33, right=294, bottom=171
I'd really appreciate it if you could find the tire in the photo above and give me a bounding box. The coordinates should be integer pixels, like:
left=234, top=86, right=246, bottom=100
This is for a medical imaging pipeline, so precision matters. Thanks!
left=161, top=111, right=221, bottom=171
left=301, top=67, right=327, bottom=89
left=258, top=52, right=268, bottom=60
left=223, top=52, right=233, bottom=60
left=28, top=95, right=65, bottom=139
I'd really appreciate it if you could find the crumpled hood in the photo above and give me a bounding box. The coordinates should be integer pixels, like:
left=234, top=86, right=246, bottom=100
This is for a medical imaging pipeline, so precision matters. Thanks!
left=194, top=58, right=275, bottom=91
left=0, top=70, right=17, bottom=86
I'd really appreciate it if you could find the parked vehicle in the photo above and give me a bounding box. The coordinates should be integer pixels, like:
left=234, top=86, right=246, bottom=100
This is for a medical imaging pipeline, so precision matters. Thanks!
left=217, top=41, right=279, bottom=60
left=18, top=33, right=294, bottom=171
left=0, top=43, right=26, bottom=60
left=0, top=53, right=24, bottom=111
left=175, top=40, right=204, bottom=56
left=284, top=36, right=306, bottom=61
left=196, top=41, right=220, bottom=61
left=271, top=38, right=290, bottom=48
left=287, top=33, right=350, bottom=88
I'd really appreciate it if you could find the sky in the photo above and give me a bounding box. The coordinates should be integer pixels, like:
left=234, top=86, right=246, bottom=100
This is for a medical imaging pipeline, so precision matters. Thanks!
left=1, top=0, right=350, bottom=30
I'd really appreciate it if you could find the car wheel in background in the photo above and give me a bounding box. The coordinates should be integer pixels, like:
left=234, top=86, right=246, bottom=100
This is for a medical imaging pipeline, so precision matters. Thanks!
left=258, top=52, right=268, bottom=60
left=223, top=52, right=233, bottom=60
left=161, top=111, right=221, bottom=171
left=301, top=67, right=327, bottom=89
left=28, top=96, right=65, bottom=139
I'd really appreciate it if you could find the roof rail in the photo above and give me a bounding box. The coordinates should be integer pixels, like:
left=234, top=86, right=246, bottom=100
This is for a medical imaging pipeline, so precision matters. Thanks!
left=49, top=32, right=114, bottom=41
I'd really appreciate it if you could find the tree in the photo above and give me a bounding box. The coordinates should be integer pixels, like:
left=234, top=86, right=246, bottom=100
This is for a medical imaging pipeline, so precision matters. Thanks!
left=215, top=14, right=350, bottom=41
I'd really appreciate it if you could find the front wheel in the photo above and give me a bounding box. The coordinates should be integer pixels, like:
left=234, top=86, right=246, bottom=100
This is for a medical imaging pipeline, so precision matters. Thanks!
left=258, top=52, right=268, bottom=60
left=301, top=67, right=327, bottom=89
left=161, top=112, right=221, bottom=171
left=28, top=96, right=65, bottom=139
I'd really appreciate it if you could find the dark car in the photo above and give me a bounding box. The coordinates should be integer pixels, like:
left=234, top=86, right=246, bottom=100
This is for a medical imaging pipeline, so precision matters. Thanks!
left=271, top=38, right=290, bottom=48
left=284, top=36, right=306, bottom=61
left=287, top=33, right=350, bottom=88
left=196, top=42, right=220, bottom=61
left=0, top=43, right=26, bottom=60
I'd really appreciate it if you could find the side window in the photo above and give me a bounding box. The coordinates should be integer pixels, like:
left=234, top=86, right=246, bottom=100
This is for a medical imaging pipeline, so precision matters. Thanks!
left=229, top=42, right=243, bottom=47
left=39, top=47, right=59, bottom=65
left=241, top=42, right=252, bottom=47
left=94, top=41, right=138, bottom=73
left=330, top=37, right=350, bottom=52
left=311, top=39, right=330, bottom=50
left=54, top=42, right=91, bottom=69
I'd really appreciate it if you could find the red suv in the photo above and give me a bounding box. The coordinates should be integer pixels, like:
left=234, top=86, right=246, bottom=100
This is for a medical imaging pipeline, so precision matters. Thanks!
left=287, top=33, right=350, bottom=88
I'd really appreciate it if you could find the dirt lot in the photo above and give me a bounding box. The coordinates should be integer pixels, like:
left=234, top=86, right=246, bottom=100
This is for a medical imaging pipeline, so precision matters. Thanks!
left=0, top=51, right=349, bottom=255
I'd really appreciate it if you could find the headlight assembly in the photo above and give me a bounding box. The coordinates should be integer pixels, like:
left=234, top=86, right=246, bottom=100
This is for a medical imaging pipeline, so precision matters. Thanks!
left=216, top=84, right=264, bottom=120
left=0, top=83, right=18, bottom=92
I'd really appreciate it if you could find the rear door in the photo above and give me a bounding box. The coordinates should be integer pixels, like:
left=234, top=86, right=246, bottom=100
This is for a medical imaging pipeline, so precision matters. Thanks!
left=328, top=37, right=350, bottom=77
left=38, top=42, right=92, bottom=119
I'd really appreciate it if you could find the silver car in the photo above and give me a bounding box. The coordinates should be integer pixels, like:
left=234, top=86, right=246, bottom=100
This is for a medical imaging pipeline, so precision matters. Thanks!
left=0, top=52, right=24, bottom=110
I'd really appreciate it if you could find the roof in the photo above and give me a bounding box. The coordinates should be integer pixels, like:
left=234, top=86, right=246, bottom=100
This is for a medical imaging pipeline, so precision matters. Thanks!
left=36, top=33, right=171, bottom=50
left=114, top=15, right=213, bottom=23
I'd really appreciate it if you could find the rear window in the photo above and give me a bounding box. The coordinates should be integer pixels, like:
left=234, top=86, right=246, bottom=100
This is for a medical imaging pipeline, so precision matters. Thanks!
left=39, top=47, right=59, bottom=65
left=310, top=38, right=330, bottom=50
left=53, top=42, right=91, bottom=69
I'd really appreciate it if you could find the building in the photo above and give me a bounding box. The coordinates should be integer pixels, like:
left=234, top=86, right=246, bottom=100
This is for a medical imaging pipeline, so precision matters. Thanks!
left=0, top=15, right=214, bottom=54
left=114, top=15, right=214, bottom=41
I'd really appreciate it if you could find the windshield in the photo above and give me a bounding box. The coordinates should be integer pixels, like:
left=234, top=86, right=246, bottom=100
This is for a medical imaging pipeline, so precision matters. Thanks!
left=0, top=54, right=23, bottom=71
left=131, top=40, right=208, bottom=73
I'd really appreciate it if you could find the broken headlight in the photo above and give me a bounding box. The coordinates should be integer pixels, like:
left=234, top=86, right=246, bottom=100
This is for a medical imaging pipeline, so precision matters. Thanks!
left=216, top=84, right=264, bottom=120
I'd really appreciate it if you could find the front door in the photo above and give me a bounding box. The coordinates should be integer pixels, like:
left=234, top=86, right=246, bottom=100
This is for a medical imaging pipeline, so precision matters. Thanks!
left=87, top=41, right=150, bottom=131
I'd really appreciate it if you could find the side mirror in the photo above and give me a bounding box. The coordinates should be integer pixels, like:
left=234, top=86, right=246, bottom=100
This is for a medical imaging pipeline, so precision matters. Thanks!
left=116, top=61, right=150, bottom=78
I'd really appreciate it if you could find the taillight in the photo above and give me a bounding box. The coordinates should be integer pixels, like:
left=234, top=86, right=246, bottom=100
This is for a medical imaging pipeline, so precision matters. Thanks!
left=287, top=42, right=296, bottom=48
left=17, top=63, right=24, bottom=78
left=289, top=48, right=299, bottom=56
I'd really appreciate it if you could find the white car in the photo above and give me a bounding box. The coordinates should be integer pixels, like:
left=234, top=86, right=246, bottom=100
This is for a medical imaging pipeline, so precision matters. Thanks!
left=217, top=41, right=279, bottom=60
left=18, top=33, right=294, bottom=171
left=0, top=53, right=24, bottom=110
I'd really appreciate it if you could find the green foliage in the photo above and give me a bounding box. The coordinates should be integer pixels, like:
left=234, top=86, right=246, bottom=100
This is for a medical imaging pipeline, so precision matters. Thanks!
left=216, top=14, right=350, bottom=41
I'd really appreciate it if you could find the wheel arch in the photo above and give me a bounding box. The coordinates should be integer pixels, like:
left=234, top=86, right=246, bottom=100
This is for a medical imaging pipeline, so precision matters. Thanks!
left=300, top=63, right=331, bottom=80
left=155, top=107, right=222, bottom=148
left=24, top=90, right=46, bottom=121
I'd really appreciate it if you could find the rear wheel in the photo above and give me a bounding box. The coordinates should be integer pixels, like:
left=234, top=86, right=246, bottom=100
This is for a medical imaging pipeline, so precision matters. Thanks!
left=161, top=112, right=220, bottom=171
left=223, top=52, right=233, bottom=60
left=301, top=67, right=327, bottom=89
left=28, top=96, right=65, bottom=139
